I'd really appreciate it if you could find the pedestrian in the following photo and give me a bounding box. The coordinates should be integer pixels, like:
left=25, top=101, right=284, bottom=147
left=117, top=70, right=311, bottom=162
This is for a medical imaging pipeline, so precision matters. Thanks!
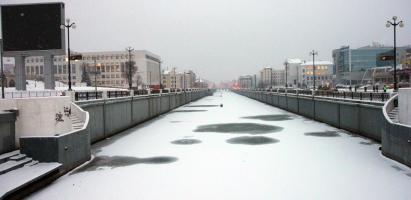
left=376, top=85, right=379, bottom=92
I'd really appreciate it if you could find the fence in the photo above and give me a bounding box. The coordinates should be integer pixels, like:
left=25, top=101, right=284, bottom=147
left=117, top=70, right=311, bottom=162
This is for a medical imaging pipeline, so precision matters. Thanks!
left=0, top=90, right=63, bottom=99
left=75, top=91, right=103, bottom=101
left=251, top=89, right=391, bottom=102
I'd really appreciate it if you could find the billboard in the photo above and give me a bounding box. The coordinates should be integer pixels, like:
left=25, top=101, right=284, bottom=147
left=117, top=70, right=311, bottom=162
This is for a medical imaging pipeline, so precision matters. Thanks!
left=1, top=2, right=65, bottom=55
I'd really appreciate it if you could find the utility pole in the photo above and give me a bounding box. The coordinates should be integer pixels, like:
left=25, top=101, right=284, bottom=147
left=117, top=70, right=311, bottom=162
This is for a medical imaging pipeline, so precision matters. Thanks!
left=126, top=47, right=134, bottom=90
left=310, top=50, right=318, bottom=91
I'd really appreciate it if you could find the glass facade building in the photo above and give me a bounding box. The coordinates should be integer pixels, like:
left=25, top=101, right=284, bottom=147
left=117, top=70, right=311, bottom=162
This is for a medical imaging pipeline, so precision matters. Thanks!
left=333, top=45, right=393, bottom=85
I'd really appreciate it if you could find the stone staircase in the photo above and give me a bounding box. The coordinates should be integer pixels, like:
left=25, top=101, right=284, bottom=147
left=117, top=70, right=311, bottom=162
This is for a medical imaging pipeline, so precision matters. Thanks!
left=388, top=107, right=399, bottom=123
left=70, top=113, right=84, bottom=130
left=0, top=150, right=61, bottom=199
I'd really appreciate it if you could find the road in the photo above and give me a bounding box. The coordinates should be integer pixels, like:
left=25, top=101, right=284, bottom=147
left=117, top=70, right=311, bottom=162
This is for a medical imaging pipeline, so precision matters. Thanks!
left=28, top=91, right=411, bottom=200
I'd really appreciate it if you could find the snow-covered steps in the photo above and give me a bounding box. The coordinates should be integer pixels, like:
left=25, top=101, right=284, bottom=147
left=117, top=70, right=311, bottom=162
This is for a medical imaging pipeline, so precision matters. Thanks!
left=388, top=107, right=399, bottom=123
left=0, top=162, right=61, bottom=199
left=0, top=158, right=33, bottom=175
left=0, top=150, right=19, bottom=164
left=69, top=114, right=84, bottom=130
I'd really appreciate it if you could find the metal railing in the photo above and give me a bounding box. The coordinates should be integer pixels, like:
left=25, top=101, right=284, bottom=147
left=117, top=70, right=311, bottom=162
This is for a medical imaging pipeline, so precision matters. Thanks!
left=245, top=88, right=391, bottom=102
left=0, top=90, right=63, bottom=99
left=75, top=91, right=103, bottom=101
left=107, top=91, right=130, bottom=98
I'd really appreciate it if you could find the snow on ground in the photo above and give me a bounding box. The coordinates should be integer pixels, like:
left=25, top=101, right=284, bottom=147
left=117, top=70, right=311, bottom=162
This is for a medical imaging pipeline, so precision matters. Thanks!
left=27, top=91, right=411, bottom=200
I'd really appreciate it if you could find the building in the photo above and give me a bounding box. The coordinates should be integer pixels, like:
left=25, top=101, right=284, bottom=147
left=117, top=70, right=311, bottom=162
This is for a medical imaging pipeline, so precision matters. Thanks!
left=259, top=67, right=272, bottom=88
left=162, top=68, right=197, bottom=89
left=332, top=43, right=407, bottom=85
left=301, top=60, right=333, bottom=89
left=285, top=59, right=303, bottom=88
left=238, top=75, right=254, bottom=89
left=21, top=50, right=161, bottom=89
left=272, top=69, right=285, bottom=87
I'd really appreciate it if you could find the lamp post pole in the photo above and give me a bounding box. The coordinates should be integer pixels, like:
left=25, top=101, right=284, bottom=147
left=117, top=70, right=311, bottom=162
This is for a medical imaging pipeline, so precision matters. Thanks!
left=126, top=47, right=134, bottom=90
left=60, top=18, right=76, bottom=91
left=61, top=19, right=76, bottom=91
left=310, top=50, right=318, bottom=91
left=284, top=61, right=288, bottom=89
left=386, top=16, right=404, bottom=92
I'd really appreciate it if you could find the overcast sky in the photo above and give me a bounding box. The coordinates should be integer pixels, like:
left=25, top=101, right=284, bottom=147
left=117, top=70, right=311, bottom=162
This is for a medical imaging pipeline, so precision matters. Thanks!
left=2, top=0, right=411, bottom=82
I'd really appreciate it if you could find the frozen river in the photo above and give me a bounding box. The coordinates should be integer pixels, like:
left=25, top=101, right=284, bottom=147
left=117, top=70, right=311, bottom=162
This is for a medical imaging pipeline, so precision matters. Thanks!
left=28, top=91, right=411, bottom=200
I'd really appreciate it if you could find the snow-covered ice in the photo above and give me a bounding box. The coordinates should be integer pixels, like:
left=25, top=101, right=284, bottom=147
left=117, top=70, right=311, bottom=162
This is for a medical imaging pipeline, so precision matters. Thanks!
left=28, top=91, right=411, bottom=200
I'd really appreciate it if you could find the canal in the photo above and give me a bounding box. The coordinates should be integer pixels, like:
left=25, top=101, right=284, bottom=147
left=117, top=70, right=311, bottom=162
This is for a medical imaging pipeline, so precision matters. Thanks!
left=28, top=91, right=411, bottom=200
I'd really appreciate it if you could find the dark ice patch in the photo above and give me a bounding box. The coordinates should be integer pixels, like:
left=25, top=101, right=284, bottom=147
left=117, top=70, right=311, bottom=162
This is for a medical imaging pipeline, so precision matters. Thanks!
left=194, top=123, right=283, bottom=134
left=71, top=155, right=178, bottom=174
left=241, top=114, right=292, bottom=121
left=170, top=121, right=182, bottom=123
left=304, top=131, right=340, bottom=137
left=359, top=141, right=377, bottom=145
left=171, top=110, right=207, bottom=113
left=185, top=105, right=220, bottom=108
left=171, top=139, right=202, bottom=145
left=226, top=136, right=279, bottom=145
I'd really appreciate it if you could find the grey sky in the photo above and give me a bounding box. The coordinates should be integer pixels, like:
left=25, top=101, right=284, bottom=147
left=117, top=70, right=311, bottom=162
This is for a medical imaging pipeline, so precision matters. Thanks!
left=2, top=0, right=411, bottom=82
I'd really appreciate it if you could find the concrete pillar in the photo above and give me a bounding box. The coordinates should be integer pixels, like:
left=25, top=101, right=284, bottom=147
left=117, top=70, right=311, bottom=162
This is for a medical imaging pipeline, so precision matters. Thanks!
left=15, top=55, right=27, bottom=90
left=102, top=90, right=108, bottom=99
left=43, top=55, right=56, bottom=90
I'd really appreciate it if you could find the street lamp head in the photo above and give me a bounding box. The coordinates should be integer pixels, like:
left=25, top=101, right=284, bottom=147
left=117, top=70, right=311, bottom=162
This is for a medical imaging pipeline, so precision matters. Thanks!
left=60, top=24, right=65, bottom=30
left=386, top=21, right=391, bottom=28
left=399, top=21, right=404, bottom=28
left=72, top=23, right=77, bottom=29
left=66, top=18, right=70, bottom=24
left=392, top=16, right=397, bottom=21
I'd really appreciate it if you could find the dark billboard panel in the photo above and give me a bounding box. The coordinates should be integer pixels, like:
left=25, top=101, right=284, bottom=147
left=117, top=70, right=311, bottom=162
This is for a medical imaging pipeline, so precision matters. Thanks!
left=1, top=3, right=65, bottom=52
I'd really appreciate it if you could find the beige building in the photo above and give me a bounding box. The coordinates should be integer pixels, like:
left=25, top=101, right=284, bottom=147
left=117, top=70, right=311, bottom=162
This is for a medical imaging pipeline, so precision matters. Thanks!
left=162, top=68, right=197, bottom=89
left=300, top=60, right=333, bottom=89
left=22, top=50, right=161, bottom=89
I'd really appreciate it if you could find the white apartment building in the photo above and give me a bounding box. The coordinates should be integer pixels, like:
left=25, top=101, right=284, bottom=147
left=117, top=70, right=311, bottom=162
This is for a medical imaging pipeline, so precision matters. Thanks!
left=300, top=60, right=333, bottom=89
left=238, top=75, right=254, bottom=89
left=285, top=58, right=303, bottom=88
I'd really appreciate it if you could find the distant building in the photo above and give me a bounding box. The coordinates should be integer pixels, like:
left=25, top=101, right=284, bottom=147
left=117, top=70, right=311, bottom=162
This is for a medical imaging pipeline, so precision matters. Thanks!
left=285, top=58, right=303, bottom=88
left=332, top=43, right=410, bottom=85
left=272, top=69, right=285, bottom=87
left=301, top=60, right=333, bottom=89
left=162, top=68, right=196, bottom=89
left=259, top=67, right=272, bottom=88
left=238, top=75, right=254, bottom=89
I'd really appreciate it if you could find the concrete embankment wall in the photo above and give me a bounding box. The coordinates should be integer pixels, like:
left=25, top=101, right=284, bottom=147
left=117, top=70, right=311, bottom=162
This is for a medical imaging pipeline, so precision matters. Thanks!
left=77, top=91, right=209, bottom=144
left=235, top=90, right=385, bottom=142
left=236, top=90, right=411, bottom=168
left=0, top=111, right=17, bottom=154
left=20, top=90, right=212, bottom=173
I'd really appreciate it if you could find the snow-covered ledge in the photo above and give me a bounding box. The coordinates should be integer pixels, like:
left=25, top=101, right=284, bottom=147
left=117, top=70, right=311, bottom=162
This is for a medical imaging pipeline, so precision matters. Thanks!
left=399, top=88, right=411, bottom=126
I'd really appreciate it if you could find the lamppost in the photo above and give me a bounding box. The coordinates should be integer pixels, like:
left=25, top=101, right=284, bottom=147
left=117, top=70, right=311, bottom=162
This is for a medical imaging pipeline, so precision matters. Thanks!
left=284, top=61, right=288, bottom=88
left=1, top=39, right=5, bottom=99
left=309, top=50, right=318, bottom=90
left=386, top=16, right=404, bottom=92
left=60, top=18, right=76, bottom=91
left=126, top=47, right=134, bottom=89
left=91, top=57, right=101, bottom=96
